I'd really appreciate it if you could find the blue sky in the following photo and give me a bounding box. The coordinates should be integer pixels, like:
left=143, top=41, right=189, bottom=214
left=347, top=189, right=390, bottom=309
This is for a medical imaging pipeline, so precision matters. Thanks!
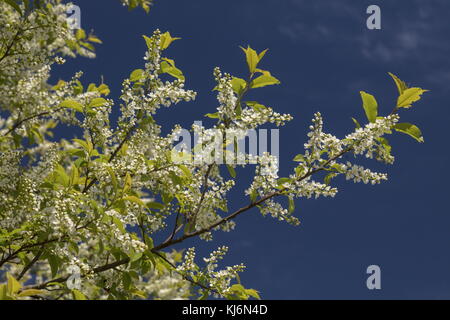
left=55, top=0, right=450, bottom=299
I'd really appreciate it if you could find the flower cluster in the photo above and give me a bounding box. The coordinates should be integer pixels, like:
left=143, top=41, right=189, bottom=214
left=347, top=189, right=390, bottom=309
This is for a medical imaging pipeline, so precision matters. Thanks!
left=214, top=68, right=238, bottom=120
left=177, top=246, right=246, bottom=297
left=342, top=162, right=388, bottom=184
left=304, top=112, right=343, bottom=164
left=345, top=115, right=399, bottom=159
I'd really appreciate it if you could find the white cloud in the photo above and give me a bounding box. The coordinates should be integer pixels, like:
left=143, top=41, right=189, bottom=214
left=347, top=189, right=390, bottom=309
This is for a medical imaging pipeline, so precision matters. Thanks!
left=279, top=0, right=450, bottom=63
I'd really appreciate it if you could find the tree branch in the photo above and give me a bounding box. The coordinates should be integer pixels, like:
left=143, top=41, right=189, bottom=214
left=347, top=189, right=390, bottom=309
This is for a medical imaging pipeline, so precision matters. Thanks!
left=3, top=111, right=51, bottom=136
left=82, top=125, right=136, bottom=193
left=152, top=146, right=354, bottom=252
left=152, top=251, right=220, bottom=295
left=0, top=28, right=22, bottom=64
left=21, top=257, right=131, bottom=291
left=17, top=246, right=44, bottom=280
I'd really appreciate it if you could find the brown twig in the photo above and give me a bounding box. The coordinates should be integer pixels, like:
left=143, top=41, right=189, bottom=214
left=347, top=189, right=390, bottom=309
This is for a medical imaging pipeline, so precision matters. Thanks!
left=17, top=246, right=44, bottom=280
left=82, top=125, right=136, bottom=193
left=153, top=251, right=220, bottom=295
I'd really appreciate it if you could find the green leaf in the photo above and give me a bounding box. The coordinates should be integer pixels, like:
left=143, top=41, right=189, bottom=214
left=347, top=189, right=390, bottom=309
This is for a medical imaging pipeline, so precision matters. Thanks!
left=70, top=165, right=79, bottom=186
left=123, top=196, right=145, bottom=207
left=142, top=35, right=153, bottom=50
left=162, top=192, right=174, bottom=204
left=288, top=196, right=295, bottom=214
left=88, top=97, right=107, bottom=108
left=258, top=49, right=268, bottom=62
left=122, top=272, right=132, bottom=290
left=394, top=123, right=424, bottom=143
left=112, top=216, right=126, bottom=233
left=324, top=173, right=337, bottom=185
left=18, top=289, right=45, bottom=297
left=293, top=154, right=305, bottom=162
left=226, top=165, right=236, bottom=178
left=87, top=83, right=97, bottom=92
left=123, top=173, right=132, bottom=193
left=277, top=178, right=291, bottom=187
left=141, top=2, right=151, bottom=13
left=130, top=69, right=145, bottom=82
left=351, top=117, right=361, bottom=129
left=178, top=164, right=192, bottom=178
left=12, top=131, right=22, bottom=148
left=245, top=288, right=261, bottom=300
left=132, top=290, right=147, bottom=299
left=160, top=61, right=184, bottom=81
left=130, top=252, right=143, bottom=263
left=388, top=72, right=408, bottom=95
left=6, top=273, right=21, bottom=294
left=250, top=189, right=257, bottom=203
left=228, top=284, right=251, bottom=300
left=250, top=74, right=280, bottom=89
left=97, top=84, right=110, bottom=96
left=0, top=284, right=8, bottom=300
left=231, top=77, right=247, bottom=95
left=169, top=172, right=183, bottom=185
left=245, top=101, right=267, bottom=112
left=72, top=289, right=87, bottom=300
left=240, top=46, right=259, bottom=73
left=230, top=283, right=245, bottom=292
left=377, top=137, right=392, bottom=154
left=54, top=164, right=70, bottom=187
left=106, top=166, right=118, bottom=192
left=76, top=29, right=86, bottom=40
left=205, top=112, right=220, bottom=119
left=59, top=100, right=83, bottom=113
left=87, top=35, right=102, bottom=44
left=198, top=289, right=209, bottom=300
left=73, top=139, right=90, bottom=153
left=159, top=32, right=181, bottom=50
left=47, top=255, right=61, bottom=278
left=397, top=87, right=428, bottom=108
left=147, top=201, right=165, bottom=210
left=79, top=41, right=95, bottom=51
left=144, top=235, right=154, bottom=249
left=72, top=80, right=83, bottom=95
left=359, top=91, right=378, bottom=123
left=68, top=241, right=79, bottom=255
left=235, top=102, right=242, bottom=117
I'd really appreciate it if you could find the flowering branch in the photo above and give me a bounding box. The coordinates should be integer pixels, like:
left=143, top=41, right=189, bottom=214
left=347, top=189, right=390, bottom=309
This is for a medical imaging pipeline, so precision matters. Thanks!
left=0, top=0, right=428, bottom=300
